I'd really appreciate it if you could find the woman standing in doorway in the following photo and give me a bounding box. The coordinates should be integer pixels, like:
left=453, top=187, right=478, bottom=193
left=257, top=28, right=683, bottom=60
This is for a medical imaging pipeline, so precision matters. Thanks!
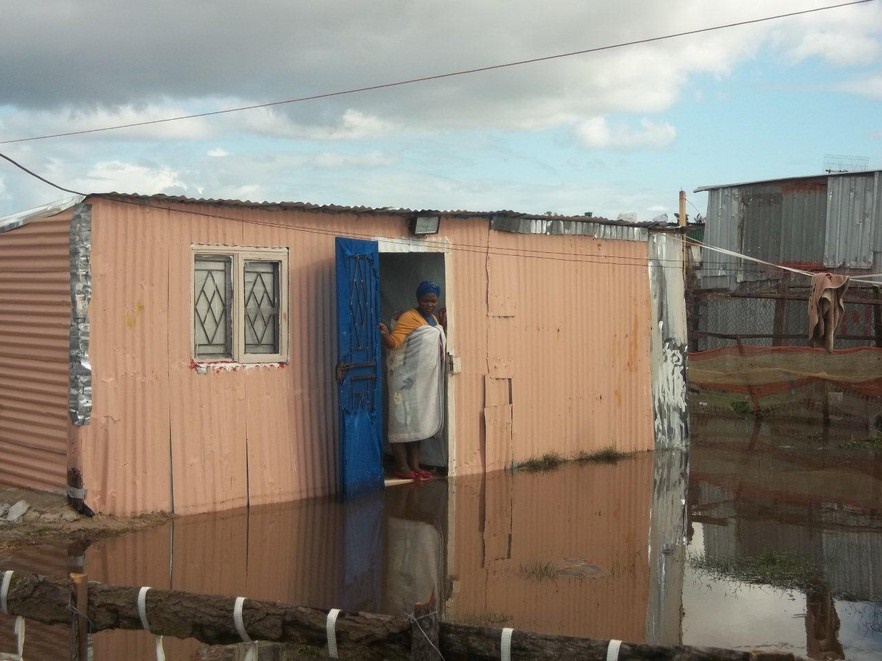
left=379, top=281, right=447, bottom=480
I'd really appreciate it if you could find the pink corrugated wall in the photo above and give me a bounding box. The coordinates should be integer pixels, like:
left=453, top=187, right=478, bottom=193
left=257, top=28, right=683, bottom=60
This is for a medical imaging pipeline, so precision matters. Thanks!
left=443, top=224, right=654, bottom=474
left=0, top=212, right=72, bottom=491
left=76, top=199, right=656, bottom=515
left=79, top=200, right=401, bottom=514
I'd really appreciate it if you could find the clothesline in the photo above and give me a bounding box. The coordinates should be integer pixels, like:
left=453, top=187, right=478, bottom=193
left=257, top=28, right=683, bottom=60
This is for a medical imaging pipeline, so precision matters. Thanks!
left=683, top=237, right=882, bottom=286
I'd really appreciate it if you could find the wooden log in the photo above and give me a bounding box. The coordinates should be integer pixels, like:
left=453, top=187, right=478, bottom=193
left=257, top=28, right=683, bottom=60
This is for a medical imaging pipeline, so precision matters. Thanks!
left=437, top=623, right=795, bottom=660
left=2, top=572, right=410, bottom=659
left=1, top=572, right=800, bottom=660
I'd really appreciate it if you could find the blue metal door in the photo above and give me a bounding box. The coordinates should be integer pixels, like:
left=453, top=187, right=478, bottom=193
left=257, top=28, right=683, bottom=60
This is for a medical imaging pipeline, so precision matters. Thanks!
left=335, top=237, right=384, bottom=499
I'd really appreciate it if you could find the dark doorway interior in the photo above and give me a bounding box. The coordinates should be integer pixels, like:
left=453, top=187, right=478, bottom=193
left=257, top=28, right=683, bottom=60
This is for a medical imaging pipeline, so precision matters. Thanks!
left=378, top=252, right=448, bottom=469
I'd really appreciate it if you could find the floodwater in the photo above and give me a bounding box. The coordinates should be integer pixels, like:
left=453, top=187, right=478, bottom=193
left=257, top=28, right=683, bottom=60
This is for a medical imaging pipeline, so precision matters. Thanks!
left=1, top=413, right=880, bottom=660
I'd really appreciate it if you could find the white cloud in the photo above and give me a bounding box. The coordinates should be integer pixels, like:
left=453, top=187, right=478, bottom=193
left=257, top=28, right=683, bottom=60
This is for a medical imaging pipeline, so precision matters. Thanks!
left=0, top=0, right=879, bottom=219
left=3, top=103, right=218, bottom=142
left=772, top=4, right=882, bottom=66
left=3, top=1, right=875, bottom=137
left=225, top=184, right=264, bottom=201
left=576, top=117, right=676, bottom=149
left=836, top=74, right=882, bottom=99
left=311, top=151, right=394, bottom=168
left=71, top=161, right=184, bottom=195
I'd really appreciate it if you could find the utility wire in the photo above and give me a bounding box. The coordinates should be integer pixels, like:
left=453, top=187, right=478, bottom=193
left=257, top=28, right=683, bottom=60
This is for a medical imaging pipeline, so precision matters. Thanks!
left=0, top=152, right=85, bottom=195
left=0, top=152, right=867, bottom=276
left=0, top=0, right=873, bottom=145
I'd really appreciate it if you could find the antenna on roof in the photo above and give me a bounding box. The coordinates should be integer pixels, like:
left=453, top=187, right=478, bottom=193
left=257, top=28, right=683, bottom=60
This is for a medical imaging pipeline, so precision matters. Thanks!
left=823, top=154, right=869, bottom=173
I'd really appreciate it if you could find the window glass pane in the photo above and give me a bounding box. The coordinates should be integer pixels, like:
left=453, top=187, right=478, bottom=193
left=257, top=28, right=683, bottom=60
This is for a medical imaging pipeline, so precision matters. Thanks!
left=244, top=260, right=280, bottom=354
left=194, top=256, right=232, bottom=358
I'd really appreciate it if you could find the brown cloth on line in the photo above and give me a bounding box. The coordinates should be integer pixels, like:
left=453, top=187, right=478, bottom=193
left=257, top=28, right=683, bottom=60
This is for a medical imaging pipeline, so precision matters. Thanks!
left=807, top=272, right=849, bottom=352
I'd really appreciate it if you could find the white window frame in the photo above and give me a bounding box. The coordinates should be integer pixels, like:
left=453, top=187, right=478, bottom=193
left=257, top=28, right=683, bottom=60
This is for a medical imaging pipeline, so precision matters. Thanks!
left=192, top=245, right=289, bottom=364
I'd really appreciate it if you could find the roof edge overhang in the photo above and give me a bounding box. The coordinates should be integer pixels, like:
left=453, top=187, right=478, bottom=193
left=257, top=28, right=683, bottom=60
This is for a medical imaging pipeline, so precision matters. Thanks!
left=694, top=169, right=882, bottom=193
left=0, top=194, right=85, bottom=234
left=3, top=191, right=685, bottom=234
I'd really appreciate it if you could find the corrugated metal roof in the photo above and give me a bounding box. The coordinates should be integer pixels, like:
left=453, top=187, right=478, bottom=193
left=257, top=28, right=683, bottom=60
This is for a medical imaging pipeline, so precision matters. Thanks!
left=694, top=169, right=882, bottom=193
left=2, top=192, right=682, bottom=236
left=92, top=192, right=679, bottom=231
left=0, top=195, right=84, bottom=233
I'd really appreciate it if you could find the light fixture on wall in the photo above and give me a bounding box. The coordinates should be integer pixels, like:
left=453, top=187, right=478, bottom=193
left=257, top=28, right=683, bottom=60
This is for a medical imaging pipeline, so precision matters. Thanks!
left=409, top=215, right=440, bottom=236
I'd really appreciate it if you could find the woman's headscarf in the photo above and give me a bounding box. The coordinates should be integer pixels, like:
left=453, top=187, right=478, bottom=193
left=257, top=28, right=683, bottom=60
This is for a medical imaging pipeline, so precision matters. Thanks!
left=416, top=280, right=441, bottom=299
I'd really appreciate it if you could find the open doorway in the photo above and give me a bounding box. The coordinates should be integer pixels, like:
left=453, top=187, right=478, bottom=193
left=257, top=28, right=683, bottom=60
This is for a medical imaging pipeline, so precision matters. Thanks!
left=378, top=250, right=449, bottom=474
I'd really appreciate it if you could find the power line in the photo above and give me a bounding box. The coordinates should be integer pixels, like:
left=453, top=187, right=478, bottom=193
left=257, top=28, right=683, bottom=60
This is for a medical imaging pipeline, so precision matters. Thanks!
left=0, top=148, right=686, bottom=268
left=0, top=150, right=870, bottom=278
left=0, top=152, right=85, bottom=195
left=0, top=0, right=873, bottom=145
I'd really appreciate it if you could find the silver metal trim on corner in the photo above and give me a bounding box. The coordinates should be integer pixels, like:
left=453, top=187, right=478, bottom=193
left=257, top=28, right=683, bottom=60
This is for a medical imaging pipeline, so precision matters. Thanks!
left=69, top=203, right=93, bottom=426
left=648, top=233, right=688, bottom=450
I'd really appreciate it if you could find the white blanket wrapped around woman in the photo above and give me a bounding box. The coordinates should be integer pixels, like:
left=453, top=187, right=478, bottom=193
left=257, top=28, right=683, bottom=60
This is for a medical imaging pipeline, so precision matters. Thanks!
left=386, top=324, right=446, bottom=443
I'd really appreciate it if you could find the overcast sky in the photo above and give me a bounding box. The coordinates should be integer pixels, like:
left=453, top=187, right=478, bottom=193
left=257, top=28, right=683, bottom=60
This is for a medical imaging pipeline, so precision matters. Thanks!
left=1, top=0, right=880, bottom=221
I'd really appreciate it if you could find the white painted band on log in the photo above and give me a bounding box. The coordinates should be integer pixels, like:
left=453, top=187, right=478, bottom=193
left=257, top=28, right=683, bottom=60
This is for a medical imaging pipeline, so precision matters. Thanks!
left=14, top=615, right=25, bottom=658
left=234, top=596, right=253, bottom=643
left=137, top=586, right=152, bottom=631
left=326, top=608, right=341, bottom=658
left=137, top=587, right=167, bottom=661
left=606, top=638, right=622, bottom=661
left=500, top=627, right=514, bottom=661
left=1, top=571, right=13, bottom=615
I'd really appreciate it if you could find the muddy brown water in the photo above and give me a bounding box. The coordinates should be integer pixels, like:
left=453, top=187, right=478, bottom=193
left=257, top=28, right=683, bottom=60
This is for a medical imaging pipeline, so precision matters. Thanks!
left=1, top=413, right=880, bottom=659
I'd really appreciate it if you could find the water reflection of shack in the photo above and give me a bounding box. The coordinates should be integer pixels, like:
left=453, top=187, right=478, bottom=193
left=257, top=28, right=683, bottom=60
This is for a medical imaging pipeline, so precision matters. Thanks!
left=690, top=415, right=882, bottom=659
left=0, top=453, right=690, bottom=658
left=690, top=417, right=882, bottom=602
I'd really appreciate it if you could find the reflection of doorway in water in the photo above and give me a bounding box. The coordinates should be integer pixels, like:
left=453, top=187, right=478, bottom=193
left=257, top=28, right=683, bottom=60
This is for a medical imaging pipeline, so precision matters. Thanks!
left=378, top=251, right=449, bottom=473
left=383, top=479, right=449, bottom=615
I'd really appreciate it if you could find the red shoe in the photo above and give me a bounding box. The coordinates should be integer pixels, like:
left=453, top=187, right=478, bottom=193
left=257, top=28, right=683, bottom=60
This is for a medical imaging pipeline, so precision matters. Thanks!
left=415, top=470, right=433, bottom=480
left=393, top=470, right=416, bottom=480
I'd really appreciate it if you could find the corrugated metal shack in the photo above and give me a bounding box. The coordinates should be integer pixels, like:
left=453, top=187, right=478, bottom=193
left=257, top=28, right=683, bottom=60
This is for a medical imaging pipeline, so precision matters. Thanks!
left=692, top=170, right=882, bottom=351
left=0, top=193, right=687, bottom=516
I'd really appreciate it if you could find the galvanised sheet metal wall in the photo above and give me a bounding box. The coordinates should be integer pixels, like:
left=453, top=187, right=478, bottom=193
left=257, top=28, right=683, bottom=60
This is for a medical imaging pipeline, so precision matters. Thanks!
left=0, top=212, right=72, bottom=491
left=701, top=188, right=740, bottom=290
left=826, top=173, right=880, bottom=269
left=779, top=180, right=827, bottom=267
left=701, top=174, right=882, bottom=292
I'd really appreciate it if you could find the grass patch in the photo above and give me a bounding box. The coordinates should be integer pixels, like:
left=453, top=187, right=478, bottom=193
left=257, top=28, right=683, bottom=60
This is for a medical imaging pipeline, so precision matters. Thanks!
left=516, top=452, right=565, bottom=472
left=576, top=446, right=628, bottom=464
left=690, top=551, right=826, bottom=593
left=842, top=431, right=882, bottom=450
left=729, top=400, right=754, bottom=416
left=517, top=561, right=560, bottom=582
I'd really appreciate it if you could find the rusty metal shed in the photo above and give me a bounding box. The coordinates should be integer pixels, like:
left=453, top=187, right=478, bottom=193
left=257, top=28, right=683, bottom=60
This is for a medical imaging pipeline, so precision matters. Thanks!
left=695, top=170, right=882, bottom=290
